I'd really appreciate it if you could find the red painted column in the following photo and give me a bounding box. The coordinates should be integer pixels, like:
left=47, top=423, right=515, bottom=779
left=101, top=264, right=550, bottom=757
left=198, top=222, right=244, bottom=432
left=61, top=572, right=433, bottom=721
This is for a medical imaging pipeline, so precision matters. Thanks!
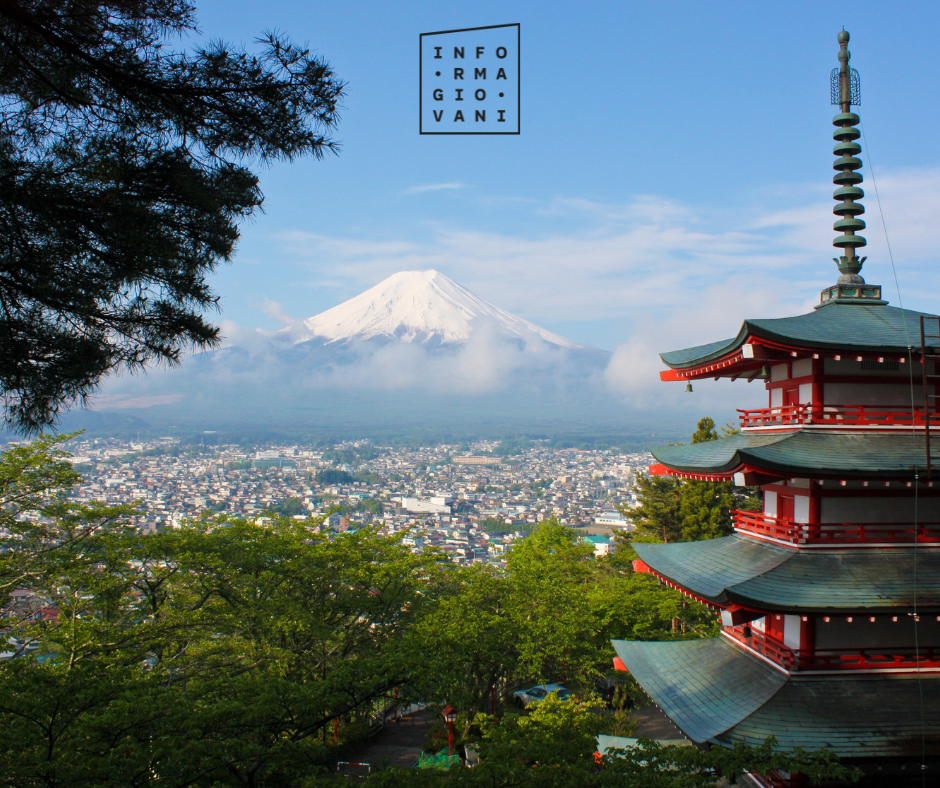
left=807, top=481, right=821, bottom=541
left=811, top=358, right=823, bottom=422
left=799, top=616, right=816, bottom=670
left=768, top=614, right=785, bottom=643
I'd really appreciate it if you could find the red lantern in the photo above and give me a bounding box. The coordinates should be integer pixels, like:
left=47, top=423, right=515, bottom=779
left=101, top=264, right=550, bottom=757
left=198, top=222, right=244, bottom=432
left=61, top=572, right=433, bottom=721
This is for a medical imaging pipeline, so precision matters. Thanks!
left=441, top=704, right=457, bottom=755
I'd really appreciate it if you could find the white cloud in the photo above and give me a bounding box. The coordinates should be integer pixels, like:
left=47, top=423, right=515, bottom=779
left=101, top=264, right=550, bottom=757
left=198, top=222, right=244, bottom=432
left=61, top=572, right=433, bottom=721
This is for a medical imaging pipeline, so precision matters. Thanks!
left=403, top=182, right=466, bottom=194
left=272, top=166, right=940, bottom=329
left=93, top=166, right=940, bottom=424
left=260, top=298, right=302, bottom=330
left=93, top=322, right=610, bottom=421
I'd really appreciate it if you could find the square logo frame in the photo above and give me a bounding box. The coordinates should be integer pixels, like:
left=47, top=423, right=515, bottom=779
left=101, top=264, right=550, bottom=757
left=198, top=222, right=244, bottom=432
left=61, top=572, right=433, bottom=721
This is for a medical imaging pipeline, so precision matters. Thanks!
left=419, top=23, right=520, bottom=135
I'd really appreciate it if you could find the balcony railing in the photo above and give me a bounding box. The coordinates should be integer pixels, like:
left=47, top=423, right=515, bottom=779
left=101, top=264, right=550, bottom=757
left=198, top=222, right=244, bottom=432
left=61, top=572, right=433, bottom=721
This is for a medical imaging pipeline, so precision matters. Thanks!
left=737, top=403, right=940, bottom=429
left=733, top=510, right=940, bottom=545
left=725, top=626, right=940, bottom=672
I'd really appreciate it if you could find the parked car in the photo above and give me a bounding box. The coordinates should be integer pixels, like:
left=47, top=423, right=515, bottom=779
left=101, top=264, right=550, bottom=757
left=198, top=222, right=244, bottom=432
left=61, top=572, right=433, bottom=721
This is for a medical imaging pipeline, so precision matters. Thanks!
left=513, top=683, right=571, bottom=708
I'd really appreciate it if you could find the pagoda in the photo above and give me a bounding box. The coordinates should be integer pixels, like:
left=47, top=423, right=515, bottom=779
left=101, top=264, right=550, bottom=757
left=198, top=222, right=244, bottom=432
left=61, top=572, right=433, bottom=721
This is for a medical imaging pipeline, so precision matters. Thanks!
left=613, top=31, right=940, bottom=787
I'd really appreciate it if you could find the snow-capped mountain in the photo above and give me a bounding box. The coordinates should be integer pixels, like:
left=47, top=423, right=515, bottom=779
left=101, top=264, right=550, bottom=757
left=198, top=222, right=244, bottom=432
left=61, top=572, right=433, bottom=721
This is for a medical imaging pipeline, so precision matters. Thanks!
left=286, top=270, right=585, bottom=350
left=90, top=270, right=614, bottom=432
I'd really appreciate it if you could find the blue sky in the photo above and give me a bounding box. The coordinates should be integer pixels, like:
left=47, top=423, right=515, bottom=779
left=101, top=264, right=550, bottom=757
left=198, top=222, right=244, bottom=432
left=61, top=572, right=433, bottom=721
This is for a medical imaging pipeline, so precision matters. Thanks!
left=142, top=0, right=940, bottom=410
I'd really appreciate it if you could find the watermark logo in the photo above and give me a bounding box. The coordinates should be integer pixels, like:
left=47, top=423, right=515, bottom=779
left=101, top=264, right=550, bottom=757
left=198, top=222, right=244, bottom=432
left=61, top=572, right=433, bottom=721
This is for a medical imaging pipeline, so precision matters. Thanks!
left=420, top=24, right=520, bottom=135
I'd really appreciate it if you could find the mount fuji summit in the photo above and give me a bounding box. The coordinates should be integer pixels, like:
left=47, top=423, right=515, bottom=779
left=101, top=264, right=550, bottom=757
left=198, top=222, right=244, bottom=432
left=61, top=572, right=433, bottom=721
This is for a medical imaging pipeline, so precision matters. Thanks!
left=90, top=270, right=615, bottom=433
left=275, top=269, right=610, bottom=376
left=284, top=269, right=591, bottom=352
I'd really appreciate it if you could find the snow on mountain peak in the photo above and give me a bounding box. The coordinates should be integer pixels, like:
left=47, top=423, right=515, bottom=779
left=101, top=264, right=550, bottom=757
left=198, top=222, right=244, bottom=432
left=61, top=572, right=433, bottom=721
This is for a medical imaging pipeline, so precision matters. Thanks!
left=291, top=270, right=583, bottom=349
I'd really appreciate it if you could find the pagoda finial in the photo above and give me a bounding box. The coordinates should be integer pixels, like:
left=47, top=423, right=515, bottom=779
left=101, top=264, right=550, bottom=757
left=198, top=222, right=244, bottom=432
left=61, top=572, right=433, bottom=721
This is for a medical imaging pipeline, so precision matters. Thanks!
left=818, top=30, right=886, bottom=307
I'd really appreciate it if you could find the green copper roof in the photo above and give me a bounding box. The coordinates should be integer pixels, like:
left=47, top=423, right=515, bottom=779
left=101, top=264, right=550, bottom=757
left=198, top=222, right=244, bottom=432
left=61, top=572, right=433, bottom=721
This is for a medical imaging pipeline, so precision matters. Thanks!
left=660, top=338, right=733, bottom=367
left=659, top=303, right=938, bottom=369
left=613, top=637, right=940, bottom=757
left=633, top=536, right=940, bottom=612
left=612, top=638, right=786, bottom=743
left=651, top=429, right=939, bottom=479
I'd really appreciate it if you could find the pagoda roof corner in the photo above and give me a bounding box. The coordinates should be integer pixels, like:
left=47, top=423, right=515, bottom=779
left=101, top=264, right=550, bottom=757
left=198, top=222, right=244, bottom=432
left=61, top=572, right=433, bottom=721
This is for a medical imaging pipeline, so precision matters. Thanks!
left=660, top=336, right=741, bottom=368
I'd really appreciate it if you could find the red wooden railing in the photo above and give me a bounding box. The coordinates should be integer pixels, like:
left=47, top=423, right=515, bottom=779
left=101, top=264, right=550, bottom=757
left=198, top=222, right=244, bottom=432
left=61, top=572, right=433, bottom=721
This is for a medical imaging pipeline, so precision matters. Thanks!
left=725, top=626, right=940, bottom=672
left=726, top=626, right=794, bottom=666
left=737, top=403, right=940, bottom=428
left=733, top=510, right=940, bottom=545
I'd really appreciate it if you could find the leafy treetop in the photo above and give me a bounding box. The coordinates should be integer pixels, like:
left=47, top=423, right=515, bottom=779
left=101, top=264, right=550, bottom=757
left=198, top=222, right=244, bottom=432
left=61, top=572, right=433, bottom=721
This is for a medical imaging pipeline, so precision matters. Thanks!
left=624, top=417, right=759, bottom=543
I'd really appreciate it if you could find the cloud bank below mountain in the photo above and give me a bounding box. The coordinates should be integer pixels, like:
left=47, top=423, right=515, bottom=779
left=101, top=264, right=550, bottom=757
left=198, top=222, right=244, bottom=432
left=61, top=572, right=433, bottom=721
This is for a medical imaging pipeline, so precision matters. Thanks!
left=92, top=271, right=625, bottom=432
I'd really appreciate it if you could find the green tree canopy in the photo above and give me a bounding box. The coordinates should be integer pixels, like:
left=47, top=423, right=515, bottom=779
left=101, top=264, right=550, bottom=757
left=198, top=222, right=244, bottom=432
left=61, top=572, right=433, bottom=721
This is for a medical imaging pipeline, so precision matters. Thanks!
left=317, top=468, right=354, bottom=485
left=0, top=1, right=344, bottom=430
left=408, top=519, right=718, bottom=722
left=270, top=496, right=306, bottom=516
left=0, top=437, right=439, bottom=786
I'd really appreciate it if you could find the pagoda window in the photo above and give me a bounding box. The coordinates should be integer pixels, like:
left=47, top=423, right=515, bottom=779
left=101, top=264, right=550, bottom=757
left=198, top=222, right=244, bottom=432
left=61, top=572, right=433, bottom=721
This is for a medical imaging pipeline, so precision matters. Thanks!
left=793, top=495, right=810, bottom=523
left=861, top=359, right=900, bottom=371
left=763, top=484, right=812, bottom=521
left=783, top=615, right=803, bottom=650
left=823, top=382, right=923, bottom=407
left=764, top=490, right=777, bottom=517
left=769, top=380, right=812, bottom=408
left=823, top=357, right=918, bottom=377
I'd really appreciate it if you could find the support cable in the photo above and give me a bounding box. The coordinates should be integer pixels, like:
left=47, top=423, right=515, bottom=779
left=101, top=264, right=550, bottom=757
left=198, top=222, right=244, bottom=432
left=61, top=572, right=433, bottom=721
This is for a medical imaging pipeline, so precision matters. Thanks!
left=860, top=121, right=927, bottom=784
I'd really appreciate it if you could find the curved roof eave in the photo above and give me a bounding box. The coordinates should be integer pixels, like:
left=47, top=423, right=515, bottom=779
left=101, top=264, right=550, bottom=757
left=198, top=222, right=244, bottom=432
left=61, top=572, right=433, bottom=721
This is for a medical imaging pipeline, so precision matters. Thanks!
left=651, top=430, right=939, bottom=480
left=659, top=304, right=940, bottom=371
left=633, top=537, right=940, bottom=613
left=611, top=638, right=786, bottom=744
left=613, top=638, right=940, bottom=757
left=659, top=330, right=745, bottom=369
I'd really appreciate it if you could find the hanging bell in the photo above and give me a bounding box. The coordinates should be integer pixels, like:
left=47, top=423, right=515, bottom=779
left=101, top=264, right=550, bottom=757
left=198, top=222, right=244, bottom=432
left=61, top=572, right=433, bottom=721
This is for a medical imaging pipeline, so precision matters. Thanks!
left=685, top=382, right=693, bottom=393
left=761, top=364, right=771, bottom=378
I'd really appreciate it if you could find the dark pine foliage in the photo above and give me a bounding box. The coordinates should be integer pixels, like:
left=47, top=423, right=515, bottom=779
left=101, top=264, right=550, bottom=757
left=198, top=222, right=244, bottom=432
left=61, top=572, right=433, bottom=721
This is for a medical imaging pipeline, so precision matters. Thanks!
left=0, top=1, right=344, bottom=431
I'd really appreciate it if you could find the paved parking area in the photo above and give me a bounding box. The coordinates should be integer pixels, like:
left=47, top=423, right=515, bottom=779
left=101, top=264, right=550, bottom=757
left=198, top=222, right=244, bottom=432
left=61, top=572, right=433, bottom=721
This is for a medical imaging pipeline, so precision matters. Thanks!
left=352, top=710, right=433, bottom=771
